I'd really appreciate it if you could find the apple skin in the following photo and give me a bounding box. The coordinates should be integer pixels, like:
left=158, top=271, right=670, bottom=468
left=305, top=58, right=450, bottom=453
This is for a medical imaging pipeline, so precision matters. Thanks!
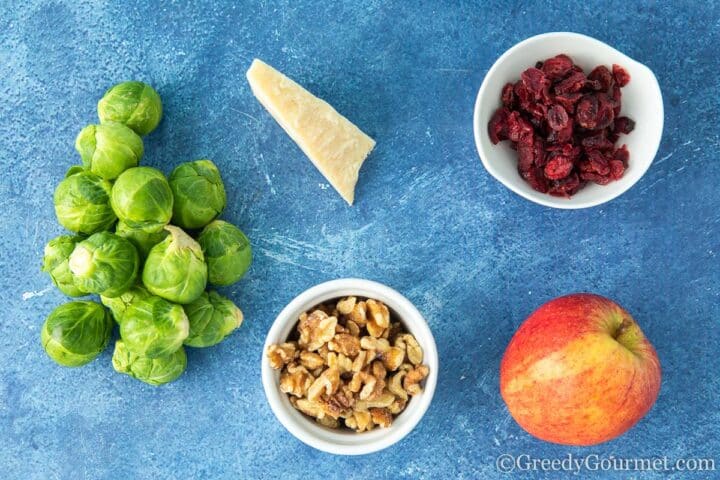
left=500, top=293, right=661, bottom=446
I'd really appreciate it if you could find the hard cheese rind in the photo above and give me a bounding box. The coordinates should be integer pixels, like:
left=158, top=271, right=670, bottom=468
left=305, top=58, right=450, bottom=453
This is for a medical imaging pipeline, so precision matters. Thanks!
left=246, top=59, right=375, bottom=205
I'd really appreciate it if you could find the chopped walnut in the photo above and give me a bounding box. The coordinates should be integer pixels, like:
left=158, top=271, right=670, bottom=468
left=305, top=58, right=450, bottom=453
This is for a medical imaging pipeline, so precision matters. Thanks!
left=346, top=319, right=361, bottom=337
left=299, top=351, right=325, bottom=370
left=327, top=352, right=353, bottom=373
left=316, top=415, right=339, bottom=429
left=388, top=397, right=407, bottom=415
left=366, top=299, right=390, bottom=328
left=266, top=296, right=430, bottom=432
left=388, top=369, right=408, bottom=401
left=360, top=336, right=390, bottom=353
left=347, top=301, right=368, bottom=326
left=355, top=391, right=395, bottom=410
left=381, top=346, right=405, bottom=372
left=267, top=342, right=297, bottom=369
left=328, top=333, right=360, bottom=358
left=396, top=333, right=424, bottom=365
left=370, top=408, right=393, bottom=428
left=298, top=310, right=337, bottom=351
left=370, top=360, right=386, bottom=381
left=307, top=367, right=340, bottom=401
left=403, top=365, right=430, bottom=396
left=292, top=397, right=324, bottom=418
left=280, top=364, right=314, bottom=398
left=351, top=350, right=371, bottom=373
left=336, top=296, right=357, bottom=315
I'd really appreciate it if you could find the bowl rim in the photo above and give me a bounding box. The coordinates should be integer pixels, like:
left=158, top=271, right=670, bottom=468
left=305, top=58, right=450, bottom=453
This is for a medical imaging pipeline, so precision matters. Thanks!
left=473, top=31, right=664, bottom=209
left=260, top=278, right=439, bottom=455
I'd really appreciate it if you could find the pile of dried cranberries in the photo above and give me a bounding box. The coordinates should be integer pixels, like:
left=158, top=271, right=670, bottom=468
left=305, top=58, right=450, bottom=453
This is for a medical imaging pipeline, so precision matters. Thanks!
left=487, top=54, right=634, bottom=197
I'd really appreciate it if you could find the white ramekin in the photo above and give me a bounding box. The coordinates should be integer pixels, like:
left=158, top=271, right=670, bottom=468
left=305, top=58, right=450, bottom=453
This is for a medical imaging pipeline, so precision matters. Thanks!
left=261, top=278, right=438, bottom=455
left=474, top=32, right=664, bottom=209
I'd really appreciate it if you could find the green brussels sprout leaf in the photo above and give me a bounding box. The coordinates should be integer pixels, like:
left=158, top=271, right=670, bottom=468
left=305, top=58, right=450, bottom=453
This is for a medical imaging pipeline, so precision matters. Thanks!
left=119, top=295, right=189, bottom=358
left=115, top=220, right=168, bottom=260
left=75, top=122, right=143, bottom=180
left=101, top=285, right=150, bottom=323
left=54, top=170, right=116, bottom=234
left=41, top=301, right=112, bottom=367
left=143, top=225, right=207, bottom=304
left=69, top=231, right=139, bottom=297
left=197, top=220, right=252, bottom=286
left=183, top=291, right=243, bottom=348
left=98, top=81, right=162, bottom=136
left=169, top=159, right=226, bottom=229
left=112, top=339, right=186, bottom=386
left=65, top=165, right=86, bottom=177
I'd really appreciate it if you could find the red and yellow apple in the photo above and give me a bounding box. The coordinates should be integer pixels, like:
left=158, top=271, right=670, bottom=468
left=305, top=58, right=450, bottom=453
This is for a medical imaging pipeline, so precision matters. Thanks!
left=499, top=293, right=661, bottom=446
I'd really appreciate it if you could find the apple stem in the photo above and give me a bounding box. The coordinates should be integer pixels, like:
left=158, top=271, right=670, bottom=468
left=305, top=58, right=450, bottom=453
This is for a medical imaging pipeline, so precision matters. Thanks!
left=613, top=318, right=633, bottom=340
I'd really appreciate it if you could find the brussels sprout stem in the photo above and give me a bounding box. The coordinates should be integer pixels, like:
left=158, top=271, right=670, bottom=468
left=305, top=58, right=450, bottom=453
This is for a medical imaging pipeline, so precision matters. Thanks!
left=164, top=225, right=199, bottom=251
left=69, top=246, right=94, bottom=277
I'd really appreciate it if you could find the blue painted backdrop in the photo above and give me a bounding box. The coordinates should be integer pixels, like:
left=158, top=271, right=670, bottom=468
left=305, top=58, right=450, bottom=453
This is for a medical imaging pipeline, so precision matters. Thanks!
left=1, top=1, right=718, bottom=479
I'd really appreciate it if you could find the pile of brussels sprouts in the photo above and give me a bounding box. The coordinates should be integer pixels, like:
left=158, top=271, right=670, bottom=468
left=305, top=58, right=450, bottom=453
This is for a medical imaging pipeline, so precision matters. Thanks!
left=41, top=81, right=252, bottom=386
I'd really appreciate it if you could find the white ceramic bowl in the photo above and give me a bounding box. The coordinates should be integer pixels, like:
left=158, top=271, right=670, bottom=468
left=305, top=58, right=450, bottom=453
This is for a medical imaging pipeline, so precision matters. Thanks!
left=473, top=32, right=664, bottom=209
left=261, top=278, right=438, bottom=455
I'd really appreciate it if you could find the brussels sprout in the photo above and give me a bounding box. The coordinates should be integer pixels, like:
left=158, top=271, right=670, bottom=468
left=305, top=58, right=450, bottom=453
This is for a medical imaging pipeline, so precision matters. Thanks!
left=42, top=235, right=88, bottom=297
left=41, top=301, right=112, bottom=367
left=101, top=285, right=150, bottom=323
left=68, top=231, right=139, bottom=297
left=197, top=220, right=252, bottom=286
left=75, top=122, right=144, bottom=180
left=111, top=167, right=173, bottom=233
left=168, top=159, right=226, bottom=229
left=183, top=291, right=243, bottom=348
left=143, top=225, right=207, bottom=304
left=119, top=295, right=189, bottom=358
left=112, top=340, right=186, bottom=386
left=116, top=220, right=168, bottom=260
left=97, top=81, right=162, bottom=136
left=54, top=170, right=116, bottom=234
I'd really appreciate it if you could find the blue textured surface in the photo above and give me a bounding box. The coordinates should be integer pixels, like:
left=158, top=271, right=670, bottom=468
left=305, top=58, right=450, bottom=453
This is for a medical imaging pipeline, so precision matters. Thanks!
left=1, top=1, right=718, bottom=478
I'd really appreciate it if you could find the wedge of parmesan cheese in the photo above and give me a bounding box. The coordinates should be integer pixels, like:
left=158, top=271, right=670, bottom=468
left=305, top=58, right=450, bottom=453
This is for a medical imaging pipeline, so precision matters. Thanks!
left=246, top=58, right=375, bottom=205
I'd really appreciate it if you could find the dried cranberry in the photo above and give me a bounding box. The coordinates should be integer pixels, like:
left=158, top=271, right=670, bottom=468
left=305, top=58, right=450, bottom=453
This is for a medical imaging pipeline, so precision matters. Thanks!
left=488, top=108, right=509, bottom=144
left=526, top=102, right=548, bottom=120
left=514, top=81, right=531, bottom=105
left=576, top=94, right=599, bottom=129
left=612, top=64, right=631, bottom=87
left=517, top=139, right=536, bottom=172
left=549, top=172, right=582, bottom=197
left=533, top=136, right=547, bottom=167
left=501, top=83, right=516, bottom=108
left=587, top=150, right=611, bottom=175
left=614, top=116, right=635, bottom=135
left=520, top=166, right=549, bottom=193
left=521, top=68, right=549, bottom=100
left=544, top=155, right=574, bottom=180
left=580, top=171, right=612, bottom=185
left=594, top=93, right=616, bottom=130
left=555, top=71, right=587, bottom=95
left=610, top=84, right=622, bottom=116
left=588, top=65, right=614, bottom=91
left=614, top=144, right=630, bottom=166
left=609, top=159, right=625, bottom=179
left=547, top=105, right=569, bottom=131
left=581, top=132, right=614, bottom=152
left=554, top=93, right=583, bottom=113
left=506, top=111, right=534, bottom=143
left=541, top=54, right=573, bottom=80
